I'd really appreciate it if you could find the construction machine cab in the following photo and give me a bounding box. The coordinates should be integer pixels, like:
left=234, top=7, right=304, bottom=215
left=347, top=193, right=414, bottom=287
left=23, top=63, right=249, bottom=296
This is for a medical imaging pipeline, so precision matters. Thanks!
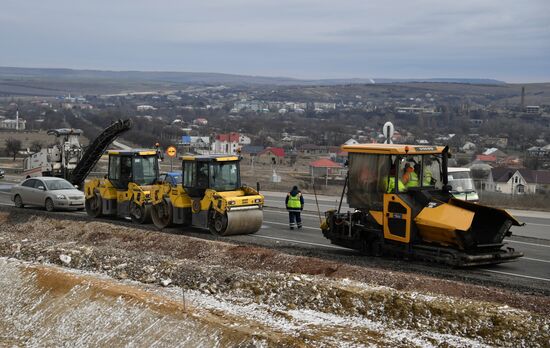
left=84, top=148, right=160, bottom=224
left=346, top=145, right=448, bottom=210
left=107, top=150, right=159, bottom=190
left=182, top=155, right=241, bottom=197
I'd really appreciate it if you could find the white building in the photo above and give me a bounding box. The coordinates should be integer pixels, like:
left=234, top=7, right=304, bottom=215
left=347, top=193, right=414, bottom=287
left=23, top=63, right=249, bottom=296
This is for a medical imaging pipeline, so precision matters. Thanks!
left=211, top=132, right=241, bottom=154
left=137, top=105, right=157, bottom=111
left=211, top=132, right=252, bottom=154
left=314, top=102, right=336, bottom=110
left=525, top=106, right=540, bottom=114
left=190, top=136, right=210, bottom=148
left=239, top=135, right=251, bottom=145
left=485, top=168, right=550, bottom=194
left=344, top=138, right=359, bottom=145
left=396, top=107, right=438, bottom=115
left=0, top=118, right=26, bottom=130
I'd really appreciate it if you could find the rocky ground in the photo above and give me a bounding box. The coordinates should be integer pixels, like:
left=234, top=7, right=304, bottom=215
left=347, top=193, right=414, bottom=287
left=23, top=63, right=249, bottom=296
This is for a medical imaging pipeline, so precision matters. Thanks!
left=0, top=209, right=549, bottom=347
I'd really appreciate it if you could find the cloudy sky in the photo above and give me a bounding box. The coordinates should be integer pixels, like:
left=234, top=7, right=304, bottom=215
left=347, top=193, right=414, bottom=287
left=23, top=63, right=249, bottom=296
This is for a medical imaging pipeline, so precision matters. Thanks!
left=1, top=0, right=549, bottom=82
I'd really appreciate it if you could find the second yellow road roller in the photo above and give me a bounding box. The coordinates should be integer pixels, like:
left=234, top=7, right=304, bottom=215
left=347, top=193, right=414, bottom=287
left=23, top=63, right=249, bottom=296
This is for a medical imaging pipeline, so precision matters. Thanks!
left=150, top=155, right=264, bottom=236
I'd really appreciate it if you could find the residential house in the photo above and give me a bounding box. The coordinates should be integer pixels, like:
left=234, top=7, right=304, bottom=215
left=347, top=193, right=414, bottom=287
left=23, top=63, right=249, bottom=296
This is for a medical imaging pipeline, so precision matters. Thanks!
left=239, top=135, right=251, bottom=145
left=527, top=146, right=550, bottom=158
left=181, top=136, right=211, bottom=149
left=475, top=154, right=497, bottom=165
left=299, top=144, right=330, bottom=156
left=240, top=145, right=265, bottom=164
left=309, top=158, right=343, bottom=174
left=485, top=168, right=550, bottom=194
left=193, top=118, right=208, bottom=126
left=331, top=150, right=348, bottom=164
left=482, top=148, right=508, bottom=163
left=482, top=137, right=508, bottom=149
left=211, top=132, right=241, bottom=154
left=256, top=147, right=286, bottom=165
left=461, top=142, right=477, bottom=152
left=344, top=138, right=359, bottom=145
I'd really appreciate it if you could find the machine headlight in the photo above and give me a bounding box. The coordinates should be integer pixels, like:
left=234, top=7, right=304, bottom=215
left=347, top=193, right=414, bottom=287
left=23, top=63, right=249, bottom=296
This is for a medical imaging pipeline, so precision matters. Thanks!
left=228, top=200, right=236, bottom=205
left=55, top=194, right=67, bottom=200
left=254, top=198, right=262, bottom=203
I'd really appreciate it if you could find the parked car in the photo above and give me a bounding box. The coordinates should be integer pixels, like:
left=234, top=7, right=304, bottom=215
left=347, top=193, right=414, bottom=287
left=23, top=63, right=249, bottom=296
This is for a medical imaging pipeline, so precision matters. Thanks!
left=11, top=177, right=85, bottom=211
left=0, top=168, right=5, bottom=179
left=158, top=172, right=182, bottom=187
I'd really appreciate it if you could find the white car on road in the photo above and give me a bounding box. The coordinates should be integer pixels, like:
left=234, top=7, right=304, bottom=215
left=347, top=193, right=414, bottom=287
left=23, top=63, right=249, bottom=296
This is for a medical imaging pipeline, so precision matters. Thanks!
left=11, top=177, right=85, bottom=211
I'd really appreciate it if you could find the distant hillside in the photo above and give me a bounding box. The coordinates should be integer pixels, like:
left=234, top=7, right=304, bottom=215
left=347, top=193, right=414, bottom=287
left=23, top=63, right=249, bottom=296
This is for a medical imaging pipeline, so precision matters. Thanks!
left=0, top=66, right=506, bottom=87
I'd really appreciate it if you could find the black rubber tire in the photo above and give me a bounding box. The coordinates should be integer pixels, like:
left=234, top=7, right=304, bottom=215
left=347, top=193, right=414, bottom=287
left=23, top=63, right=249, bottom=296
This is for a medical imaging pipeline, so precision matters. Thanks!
left=85, top=194, right=102, bottom=218
left=14, top=195, right=24, bottom=208
left=45, top=198, right=55, bottom=212
left=130, top=202, right=151, bottom=224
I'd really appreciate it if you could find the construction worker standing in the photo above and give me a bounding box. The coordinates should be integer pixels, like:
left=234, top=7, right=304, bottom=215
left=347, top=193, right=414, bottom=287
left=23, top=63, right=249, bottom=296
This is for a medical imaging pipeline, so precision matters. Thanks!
left=286, top=185, right=304, bottom=230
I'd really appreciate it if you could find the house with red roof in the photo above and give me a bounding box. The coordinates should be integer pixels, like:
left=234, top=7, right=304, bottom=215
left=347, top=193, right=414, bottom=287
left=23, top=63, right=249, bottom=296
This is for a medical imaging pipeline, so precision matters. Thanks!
left=211, top=132, right=250, bottom=154
left=475, top=154, right=497, bottom=164
left=309, top=158, right=343, bottom=174
left=256, top=147, right=287, bottom=165
left=309, top=158, right=345, bottom=184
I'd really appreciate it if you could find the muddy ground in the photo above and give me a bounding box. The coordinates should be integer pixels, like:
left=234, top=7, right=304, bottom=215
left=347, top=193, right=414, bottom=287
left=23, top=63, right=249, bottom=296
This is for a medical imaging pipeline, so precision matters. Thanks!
left=0, top=209, right=549, bottom=347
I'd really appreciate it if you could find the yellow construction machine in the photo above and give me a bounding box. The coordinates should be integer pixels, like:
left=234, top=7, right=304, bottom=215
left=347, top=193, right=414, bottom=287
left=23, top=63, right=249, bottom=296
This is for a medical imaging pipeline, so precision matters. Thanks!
left=84, top=149, right=160, bottom=223
left=321, top=143, right=524, bottom=266
left=150, top=155, right=264, bottom=236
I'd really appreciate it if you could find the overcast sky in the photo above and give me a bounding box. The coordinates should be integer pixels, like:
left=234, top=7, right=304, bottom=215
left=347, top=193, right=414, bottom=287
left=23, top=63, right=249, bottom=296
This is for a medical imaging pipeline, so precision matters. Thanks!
left=1, top=0, right=549, bottom=82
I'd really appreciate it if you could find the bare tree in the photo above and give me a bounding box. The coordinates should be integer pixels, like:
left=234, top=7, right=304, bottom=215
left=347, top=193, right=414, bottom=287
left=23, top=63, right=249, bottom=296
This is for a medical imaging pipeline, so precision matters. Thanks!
left=5, top=138, right=22, bottom=160
left=30, top=140, right=42, bottom=153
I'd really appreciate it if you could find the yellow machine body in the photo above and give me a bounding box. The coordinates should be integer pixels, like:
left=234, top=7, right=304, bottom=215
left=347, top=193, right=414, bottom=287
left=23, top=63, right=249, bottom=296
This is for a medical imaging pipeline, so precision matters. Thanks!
left=150, top=155, right=264, bottom=236
left=84, top=149, right=159, bottom=223
left=322, top=143, right=524, bottom=266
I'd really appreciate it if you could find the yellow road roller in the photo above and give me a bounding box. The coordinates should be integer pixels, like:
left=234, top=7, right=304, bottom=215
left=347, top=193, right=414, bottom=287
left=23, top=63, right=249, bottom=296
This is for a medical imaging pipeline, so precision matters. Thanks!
left=150, top=155, right=264, bottom=235
left=322, top=143, right=524, bottom=267
left=84, top=149, right=160, bottom=223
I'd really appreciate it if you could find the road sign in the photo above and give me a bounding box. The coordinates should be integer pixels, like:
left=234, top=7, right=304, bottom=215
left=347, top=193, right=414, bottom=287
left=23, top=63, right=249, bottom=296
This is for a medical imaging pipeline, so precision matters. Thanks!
left=166, top=146, right=177, bottom=158
left=382, top=121, right=394, bottom=144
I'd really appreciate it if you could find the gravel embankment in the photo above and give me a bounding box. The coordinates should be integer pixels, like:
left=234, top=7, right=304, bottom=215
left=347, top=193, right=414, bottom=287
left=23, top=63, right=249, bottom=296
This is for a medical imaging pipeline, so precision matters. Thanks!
left=1, top=209, right=549, bottom=346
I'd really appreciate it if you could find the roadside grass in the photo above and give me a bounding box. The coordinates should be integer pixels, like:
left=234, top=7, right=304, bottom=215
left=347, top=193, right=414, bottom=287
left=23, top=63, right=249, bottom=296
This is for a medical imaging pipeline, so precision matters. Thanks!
left=479, top=191, right=550, bottom=212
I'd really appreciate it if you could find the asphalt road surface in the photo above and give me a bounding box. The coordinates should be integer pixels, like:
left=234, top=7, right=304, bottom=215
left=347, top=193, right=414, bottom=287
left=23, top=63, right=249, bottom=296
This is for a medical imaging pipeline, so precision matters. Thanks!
left=1, top=182, right=548, bottom=292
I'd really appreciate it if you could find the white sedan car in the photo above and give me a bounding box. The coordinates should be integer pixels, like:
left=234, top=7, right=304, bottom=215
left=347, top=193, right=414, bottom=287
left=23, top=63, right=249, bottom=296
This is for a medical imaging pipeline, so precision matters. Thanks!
left=11, top=177, right=85, bottom=211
